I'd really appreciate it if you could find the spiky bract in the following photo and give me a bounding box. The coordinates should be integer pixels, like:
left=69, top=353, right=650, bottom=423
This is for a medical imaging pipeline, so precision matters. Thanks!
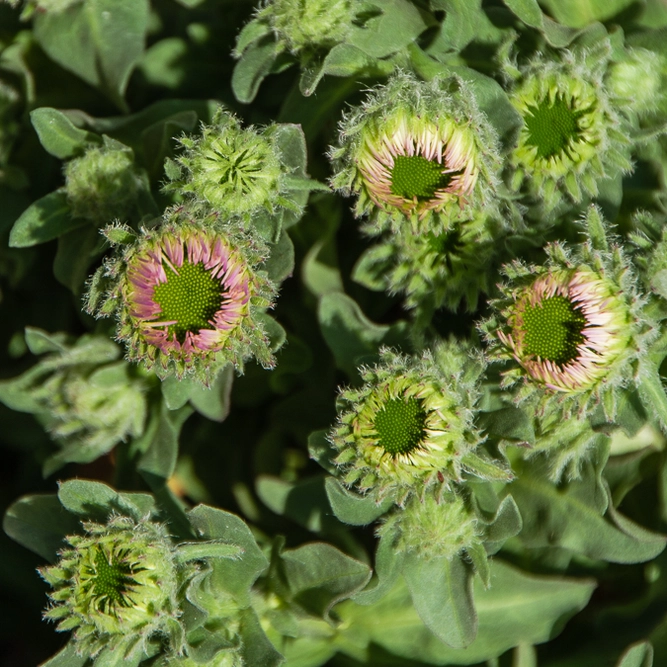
left=329, top=343, right=507, bottom=506
left=330, top=71, right=502, bottom=235
left=377, top=491, right=481, bottom=561
left=255, top=0, right=354, bottom=55
left=86, top=207, right=277, bottom=384
left=481, top=207, right=656, bottom=419
left=508, top=47, right=633, bottom=209
left=353, top=210, right=505, bottom=312
left=40, top=515, right=184, bottom=660
left=165, top=110, right=296, bottom=222
left=65, top=141, right=143, bottom=224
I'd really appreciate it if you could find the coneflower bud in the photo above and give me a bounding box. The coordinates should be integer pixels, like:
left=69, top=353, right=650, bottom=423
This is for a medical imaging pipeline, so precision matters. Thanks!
left=86, top=207, right=277, bottom=384
left=329, top=344, right=509, bottom=507
left=330, top=71, right=501, bottom=235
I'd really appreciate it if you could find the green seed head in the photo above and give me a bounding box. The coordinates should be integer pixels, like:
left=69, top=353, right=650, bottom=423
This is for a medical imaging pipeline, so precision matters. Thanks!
left=374, top=397, right=427, bottom=456
left=520, top=295, right=586, bottom=365
left=524, top=95, right=586, bottom=160
left=152, top=261, right=224, bottom=342
left=86, top=546, right=143, bottom=614
left=390, top=155, right=453, bottom=200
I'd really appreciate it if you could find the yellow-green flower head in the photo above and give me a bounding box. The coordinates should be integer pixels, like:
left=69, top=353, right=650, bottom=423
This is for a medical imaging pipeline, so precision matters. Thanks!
left=65, top=141, right=143, bottom=225
left=329, top=344, right=507, bottom=506
left=508, top=48, right=633, bottom=208
left=40, top=515, right=183, bottom=659
left=86, top=207, right=277, bottom=384
left=377, top=491, right=481, bottom=561
left=330, top=71, right=502, bottom=235
left=255, top=0, right=354, bottom=55
left=353, top=210, right=505, bottom=312
left=481, top=207, right=655, bottom=418
left=165, top=109, right=300, bottom=223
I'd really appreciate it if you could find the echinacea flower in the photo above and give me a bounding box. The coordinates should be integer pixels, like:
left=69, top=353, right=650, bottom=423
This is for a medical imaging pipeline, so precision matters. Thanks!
left=508, top=47, right=633, bottom=208
left=498, top=269, right=631, bottom=392
left=330, top=71, right=501, bottom=234
left=329, top=344, right=509, bottom=506
left=87, top=208, right=277, bottom=383
left=40, top=515, right=183, bottom=660
left=481, top=206, right=656, bottom=419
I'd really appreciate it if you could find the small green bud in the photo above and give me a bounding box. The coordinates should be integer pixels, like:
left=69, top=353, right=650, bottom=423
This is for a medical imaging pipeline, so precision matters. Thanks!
left=40, top=515, right=184, bottom=659
left=65, top=142, right=143, bottom=224
left=378, top=491, right=482, bottom=561
left=329, top=343, right=506, bottom=506
left=256, top=0, right=354, bottom=55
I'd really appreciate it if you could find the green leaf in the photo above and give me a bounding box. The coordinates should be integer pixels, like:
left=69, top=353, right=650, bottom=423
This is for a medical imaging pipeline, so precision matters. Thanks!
left=141, top=110, right=198, bottom=179
left=3, top=494, right=80, bottom=562
left=484, top=494, right=523, bottom=553
left=57, top=479, right=148, bottom=522
left=238, top=607, right=284, bottom=667
left=40, top=642, right=88, bottom=667
left=429, top=0, right=489, bottom=53
left=188, top=364, right=234, bottom=422
left=256, top=311, right=287, bottom=353
left=404, top=554, right=477, bottom=649
left=348, top=0, right=429, bottom=58
left=502, top=0, right=582, bottom=47
left=30, top=107, right=98, bottom=159
left=510, top=462, right=667, bottom=563
left=33, top=0, right=150, bottom=110
left=232, top=39, right=281, bottom=104
left=24, top=327, right=69, bottom=355
left=479, top=406, right=535, bottom=443
left=318, top=292, right=409, bottom=377
left=279, top=542, right=371, bottom=619
left=353, top=528, right=405, bottom=605
left=339, top=560, right=596, bottom=664
left=187, top=504, right=269, bottom=604
left=256, top=475, right=338, bottom=533
left=537, top=0, right=635, bottom=28
left=9, top=190, right=86, bottom=248
left=53, top=225, right=104, bottom=295
left=265, top=230, right=295, bottom=284
left=235, top=18, right=273, bottom=55
left=175, top=540, right=243, bottom=563
left=324, top=477, right=393, bottom=526
left=308, top=429, right=338, bottom=476
left=616, top=641, right=654, bottom=667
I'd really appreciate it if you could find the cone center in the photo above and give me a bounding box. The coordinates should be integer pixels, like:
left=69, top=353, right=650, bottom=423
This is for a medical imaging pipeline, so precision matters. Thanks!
left=374, top=397, right=427, bottom=456
left=520, top=295, right=587, bottom=365
left=90, top=547, right=138, bottom=611
left=524, top=96, right=582, bottom=159
left=153, top=260, right=224, bottom=341
left=390, top=155, right=452, bottom=200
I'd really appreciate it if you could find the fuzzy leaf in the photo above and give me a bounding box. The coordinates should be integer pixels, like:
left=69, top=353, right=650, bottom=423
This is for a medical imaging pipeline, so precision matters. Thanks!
left=187, top=504, right=269, bottom=604
left=34, top=0, right=149, bottom=110
left=279, top=542, right=372, bottom=619
left=348, top=0, right=429, bottom=58
left=239, top=607, right=284, bottom=667
left=9, top=190, right=86, bottom=248
left=265, top=230, right=295, bottom=284
left=538, top=0, right=635, bottom=28
left=479, top=406, right=535, bottom=443
left=3, top=494, right=80, bottom=562
left=324, top=477, right=394, bottom=526
left=353, top=528, right=405, bottom=605
left=502, top=0, right=582, bottom=47
left=404, top=553, right=477, bottom=649
left=57, top=479, right=149, bottom=522
left=30, top=107, right=98, bottom=159
left=188, top=364, right=234, bottom=422
left=340, top=560, right=595, bottom=664
left=232, top=39, right=280, bottom=104
left=40, top=642, right=88, bottom=667
left=318, top=292, right=409, bottom=377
